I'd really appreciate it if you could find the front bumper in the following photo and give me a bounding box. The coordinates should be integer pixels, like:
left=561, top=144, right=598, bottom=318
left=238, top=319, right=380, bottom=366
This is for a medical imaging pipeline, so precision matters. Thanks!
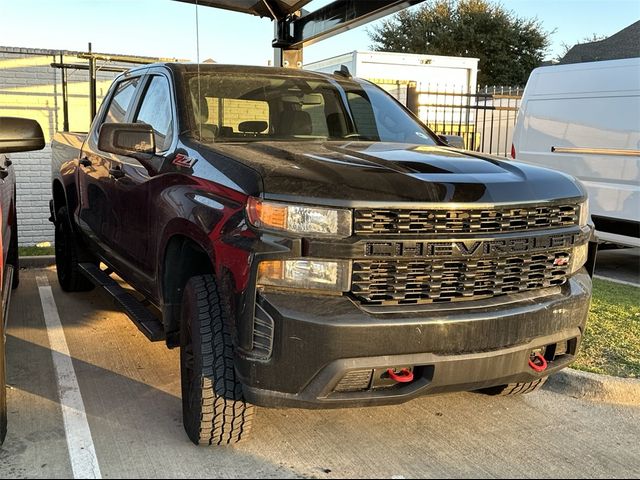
left=236, top=270, right=592, bottom=409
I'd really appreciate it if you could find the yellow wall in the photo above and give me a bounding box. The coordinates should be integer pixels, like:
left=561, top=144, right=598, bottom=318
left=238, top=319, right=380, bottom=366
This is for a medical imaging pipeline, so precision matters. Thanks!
left=0, top=53, right=117, bottom=142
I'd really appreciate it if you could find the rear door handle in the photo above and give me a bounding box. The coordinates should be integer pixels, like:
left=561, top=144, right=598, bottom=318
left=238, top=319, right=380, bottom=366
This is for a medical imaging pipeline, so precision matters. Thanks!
left=109, top=166, right=125, bottom=179
left=79, top=157, right=92, bottom=167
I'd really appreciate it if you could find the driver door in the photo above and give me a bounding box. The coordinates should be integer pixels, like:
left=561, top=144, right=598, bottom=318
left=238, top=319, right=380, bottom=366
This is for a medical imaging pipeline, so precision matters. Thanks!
left=78, top=76, right=143, bottom=253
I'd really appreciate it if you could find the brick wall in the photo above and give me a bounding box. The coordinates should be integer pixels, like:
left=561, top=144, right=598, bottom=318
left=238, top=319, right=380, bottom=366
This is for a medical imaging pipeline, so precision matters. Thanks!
left=205, top=97, right=270, bottom=131
left=0, top=46, right=150, bottom=246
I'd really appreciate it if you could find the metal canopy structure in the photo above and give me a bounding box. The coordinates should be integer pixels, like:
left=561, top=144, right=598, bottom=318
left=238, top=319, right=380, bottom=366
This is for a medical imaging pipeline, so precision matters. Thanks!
left=174, top=0, right=426, bottom=67
left=174, top=0, right=313, bottom=18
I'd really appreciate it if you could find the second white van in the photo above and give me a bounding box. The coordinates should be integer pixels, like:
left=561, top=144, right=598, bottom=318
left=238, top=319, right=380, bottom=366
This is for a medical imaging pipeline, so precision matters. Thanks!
left=512, top=58, right=640, bottom=247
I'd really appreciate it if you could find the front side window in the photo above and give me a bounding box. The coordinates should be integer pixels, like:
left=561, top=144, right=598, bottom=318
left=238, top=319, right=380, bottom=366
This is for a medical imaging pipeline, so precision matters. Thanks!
left=104, top=77, right=140, bottom=124
left=134, top=76, right=174, bottom=152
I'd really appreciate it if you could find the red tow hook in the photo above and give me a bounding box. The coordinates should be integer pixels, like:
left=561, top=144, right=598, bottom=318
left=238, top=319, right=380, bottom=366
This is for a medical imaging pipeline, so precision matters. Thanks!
left=386, top=368, right=414, bottom=383
left=528, top=352, right=548, bottom=372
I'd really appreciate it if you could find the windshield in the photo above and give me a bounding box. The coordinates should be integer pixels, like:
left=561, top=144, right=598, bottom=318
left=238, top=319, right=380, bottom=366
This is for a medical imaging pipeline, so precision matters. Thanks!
left=186, top=72, right=438, bottom=145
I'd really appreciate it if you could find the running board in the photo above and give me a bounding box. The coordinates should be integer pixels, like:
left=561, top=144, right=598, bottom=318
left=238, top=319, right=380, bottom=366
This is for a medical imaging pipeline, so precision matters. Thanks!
left=78, top=263, right=165, bottom=342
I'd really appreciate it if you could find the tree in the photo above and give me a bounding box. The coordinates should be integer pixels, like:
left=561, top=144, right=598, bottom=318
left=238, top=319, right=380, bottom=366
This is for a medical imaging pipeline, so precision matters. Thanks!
left=368, top=0, right=551, bottom=86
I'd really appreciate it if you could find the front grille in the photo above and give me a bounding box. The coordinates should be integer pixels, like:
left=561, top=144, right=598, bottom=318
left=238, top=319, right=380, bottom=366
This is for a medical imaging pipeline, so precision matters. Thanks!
left=351, top=251, right=570, bottom=306
left=354, top=204, right=579, bottom=236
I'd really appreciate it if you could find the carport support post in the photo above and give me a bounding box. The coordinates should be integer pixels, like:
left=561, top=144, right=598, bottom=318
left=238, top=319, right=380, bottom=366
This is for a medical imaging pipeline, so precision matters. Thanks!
left=273, top=15, right=303, bottom=68
left=274, top=48, right=303, bottom=68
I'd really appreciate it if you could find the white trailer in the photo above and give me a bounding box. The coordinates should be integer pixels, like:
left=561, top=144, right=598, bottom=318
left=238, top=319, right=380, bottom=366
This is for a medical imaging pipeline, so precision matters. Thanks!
left=305, top=50, right=479, bottom=124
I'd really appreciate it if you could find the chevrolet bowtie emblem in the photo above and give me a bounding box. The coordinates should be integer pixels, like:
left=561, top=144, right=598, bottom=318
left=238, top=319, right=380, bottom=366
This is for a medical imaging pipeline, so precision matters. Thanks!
left=553, top=256, right=570, bottom=266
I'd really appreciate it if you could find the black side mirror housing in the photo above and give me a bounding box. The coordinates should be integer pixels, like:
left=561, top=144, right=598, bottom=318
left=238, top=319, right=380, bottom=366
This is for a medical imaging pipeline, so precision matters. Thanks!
left=438, top=134, right=466, bottom=150
left=98, top=122, right=156, bottom=161
left=98, top=122, right=158, bottom=174
left=0, top=117, right=45, bottom=154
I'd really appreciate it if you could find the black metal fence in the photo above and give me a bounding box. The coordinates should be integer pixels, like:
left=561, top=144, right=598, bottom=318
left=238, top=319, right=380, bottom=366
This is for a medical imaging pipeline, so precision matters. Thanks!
left=383, top=82, right=524, bottom=157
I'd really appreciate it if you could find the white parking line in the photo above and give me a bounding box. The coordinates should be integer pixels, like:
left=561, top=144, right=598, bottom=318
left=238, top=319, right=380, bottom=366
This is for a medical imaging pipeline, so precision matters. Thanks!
left=36, top=275, right=102, bottom=480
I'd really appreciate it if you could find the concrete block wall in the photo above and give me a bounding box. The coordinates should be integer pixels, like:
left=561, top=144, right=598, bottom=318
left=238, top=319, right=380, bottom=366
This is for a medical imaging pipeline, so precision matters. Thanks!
left=206, top=98, right=270, bottom=131
left=0, top=46, right=153, bottom=246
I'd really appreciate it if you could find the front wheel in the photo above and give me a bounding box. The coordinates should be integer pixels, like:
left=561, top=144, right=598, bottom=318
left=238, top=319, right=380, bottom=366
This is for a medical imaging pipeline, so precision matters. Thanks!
left=180, top=275, right=254, bottom=445
left=478, top=377, right=548, bottom=396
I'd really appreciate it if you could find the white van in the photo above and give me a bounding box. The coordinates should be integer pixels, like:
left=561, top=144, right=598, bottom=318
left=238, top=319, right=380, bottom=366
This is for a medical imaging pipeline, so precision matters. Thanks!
left=512, top=58, right=640, bottom=247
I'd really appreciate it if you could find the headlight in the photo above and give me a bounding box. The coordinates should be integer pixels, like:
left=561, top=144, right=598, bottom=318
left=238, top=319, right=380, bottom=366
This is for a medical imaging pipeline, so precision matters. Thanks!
left=247, top=198, right=352, bottom=238
left=568, top=242, right=589, bottom=275
left=578, top=198, right=589, bottom=227
left=257, top=259, right=351, bottom=292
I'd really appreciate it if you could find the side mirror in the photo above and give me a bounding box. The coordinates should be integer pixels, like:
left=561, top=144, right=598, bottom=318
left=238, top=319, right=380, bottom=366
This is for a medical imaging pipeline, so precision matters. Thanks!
left=0, top=117, right=45, bottom=154
left=438, top=134, right=466, bottom=150
left=98, top=123, right=155, bottom=161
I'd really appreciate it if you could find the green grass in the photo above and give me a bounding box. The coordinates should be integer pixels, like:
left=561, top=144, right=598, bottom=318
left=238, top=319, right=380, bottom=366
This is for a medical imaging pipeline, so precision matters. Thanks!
left=19, top=245, right=55, bottom=256
left=572, top=278, right=640, bottom=378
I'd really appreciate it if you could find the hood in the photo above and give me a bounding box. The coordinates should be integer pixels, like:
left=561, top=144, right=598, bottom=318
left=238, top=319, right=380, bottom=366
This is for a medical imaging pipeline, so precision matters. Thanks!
left=208, top=141, right=585, bottom=206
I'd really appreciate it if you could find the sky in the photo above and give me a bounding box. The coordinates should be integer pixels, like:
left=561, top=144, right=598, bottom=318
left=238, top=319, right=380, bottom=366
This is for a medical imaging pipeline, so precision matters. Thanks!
left=0, top=0, right=638, bottom=65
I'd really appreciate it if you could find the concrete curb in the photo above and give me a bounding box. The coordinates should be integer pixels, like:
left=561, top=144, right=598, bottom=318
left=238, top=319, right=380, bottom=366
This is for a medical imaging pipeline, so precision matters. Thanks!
left=19, top=255, right=55, bottom=268
left=546, top=368, right=640, bottom=406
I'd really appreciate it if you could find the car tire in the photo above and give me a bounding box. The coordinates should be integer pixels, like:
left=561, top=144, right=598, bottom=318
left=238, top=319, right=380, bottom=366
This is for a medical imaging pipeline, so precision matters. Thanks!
left=180, top=274, right=254, bottom=445
left=54, top=207, right=94, bottom=292
left=478, top=377, right=548, bottom=396
left=8, top=200, right=19, bottom=290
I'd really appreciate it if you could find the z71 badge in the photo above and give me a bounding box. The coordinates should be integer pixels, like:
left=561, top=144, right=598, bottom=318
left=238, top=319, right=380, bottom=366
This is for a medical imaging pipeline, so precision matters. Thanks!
left=172, top=153, right=197, bottom=168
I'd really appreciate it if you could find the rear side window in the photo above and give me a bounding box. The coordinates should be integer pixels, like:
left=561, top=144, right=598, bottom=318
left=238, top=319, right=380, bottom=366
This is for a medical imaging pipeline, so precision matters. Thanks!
left=134, top=76, right=174, bottom=152
left=104, top=78, right=140, bottom=124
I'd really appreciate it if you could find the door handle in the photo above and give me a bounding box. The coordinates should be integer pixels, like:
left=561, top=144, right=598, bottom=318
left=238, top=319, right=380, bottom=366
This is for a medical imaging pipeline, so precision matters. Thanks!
left=109, top=166, right=125, bottom=179
left=79, top=157, right=92, bottom=167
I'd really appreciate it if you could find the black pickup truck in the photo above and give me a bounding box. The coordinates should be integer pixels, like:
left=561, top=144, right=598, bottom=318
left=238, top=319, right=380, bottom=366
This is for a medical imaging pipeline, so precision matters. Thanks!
left=51, top=63, right=595, bottom=445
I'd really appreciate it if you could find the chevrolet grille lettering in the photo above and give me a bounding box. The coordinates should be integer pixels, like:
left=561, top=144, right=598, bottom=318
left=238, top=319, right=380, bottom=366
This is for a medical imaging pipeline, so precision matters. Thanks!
left=363, top=232, right=583, bottom=258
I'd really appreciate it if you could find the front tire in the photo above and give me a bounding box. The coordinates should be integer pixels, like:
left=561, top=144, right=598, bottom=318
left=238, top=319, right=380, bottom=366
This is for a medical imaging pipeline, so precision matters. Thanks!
left=478, top=377, right=548, bottom=396
left=54, top=207, right=94, bottom=292
left=180, top=275, right=254, bottom=445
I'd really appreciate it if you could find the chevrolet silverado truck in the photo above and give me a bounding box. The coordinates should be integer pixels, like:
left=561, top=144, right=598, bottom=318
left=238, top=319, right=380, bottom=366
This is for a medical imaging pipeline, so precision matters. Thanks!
left=0, top=117, right=45, bottom=444
left=50, top=63, right=596, bottom=446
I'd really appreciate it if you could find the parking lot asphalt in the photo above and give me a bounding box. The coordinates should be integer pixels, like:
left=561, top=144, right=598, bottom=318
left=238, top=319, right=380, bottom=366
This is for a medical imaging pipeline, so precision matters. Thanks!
left=594, top=247, right=640, bottom=286
left=1, top=268, right=639, bottom=479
